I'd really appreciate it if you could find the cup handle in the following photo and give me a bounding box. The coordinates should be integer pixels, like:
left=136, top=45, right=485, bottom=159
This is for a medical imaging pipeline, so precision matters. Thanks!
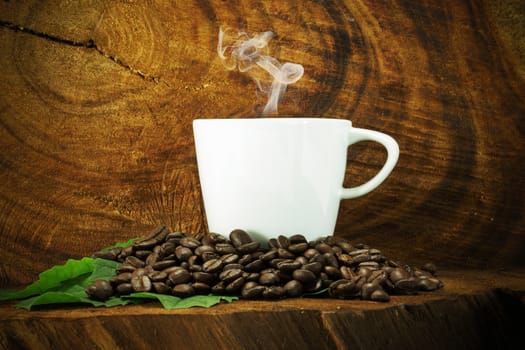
left=340, top=127, right=399, bottom=199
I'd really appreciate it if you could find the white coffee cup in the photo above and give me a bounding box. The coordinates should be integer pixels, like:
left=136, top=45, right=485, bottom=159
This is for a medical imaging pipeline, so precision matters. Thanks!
left=193, top=118, right=399, bottom=243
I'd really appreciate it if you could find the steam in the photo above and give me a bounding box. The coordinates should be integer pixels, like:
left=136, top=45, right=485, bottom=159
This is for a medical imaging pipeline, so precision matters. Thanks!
left=217, top=27, right=304, bottom=115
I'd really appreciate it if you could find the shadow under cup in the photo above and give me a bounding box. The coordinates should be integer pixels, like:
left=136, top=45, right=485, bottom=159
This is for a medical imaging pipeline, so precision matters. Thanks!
left=193, top=118, right=399, bottom=243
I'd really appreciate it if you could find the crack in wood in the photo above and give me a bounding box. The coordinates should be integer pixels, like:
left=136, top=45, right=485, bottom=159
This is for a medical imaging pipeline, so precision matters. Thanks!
left=0, top=19, right=161, bottom=83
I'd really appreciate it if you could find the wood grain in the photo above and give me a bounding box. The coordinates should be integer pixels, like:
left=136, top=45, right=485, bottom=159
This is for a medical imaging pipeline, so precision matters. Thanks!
left=1, top=269, right=524, bottom=349
left=0, top=0, right=524, bottom=288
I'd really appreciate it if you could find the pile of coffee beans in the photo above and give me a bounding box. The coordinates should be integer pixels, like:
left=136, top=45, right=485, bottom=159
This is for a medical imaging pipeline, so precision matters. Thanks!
left=86, top=225, right=443, bottom=302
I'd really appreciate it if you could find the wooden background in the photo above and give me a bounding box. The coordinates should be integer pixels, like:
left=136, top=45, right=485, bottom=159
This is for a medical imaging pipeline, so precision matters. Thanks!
left=0, top=0, right=524, bottom=288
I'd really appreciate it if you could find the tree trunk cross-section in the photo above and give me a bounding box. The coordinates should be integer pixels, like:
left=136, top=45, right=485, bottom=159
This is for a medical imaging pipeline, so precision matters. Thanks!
left=1, top=0, right=524, bottom=288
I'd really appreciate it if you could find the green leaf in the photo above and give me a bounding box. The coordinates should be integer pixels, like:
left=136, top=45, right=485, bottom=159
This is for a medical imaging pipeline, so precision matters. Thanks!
left=15, top=292, right=139, bottom=310
left=100, top=236, right=142, bottom=252
left=0, top=257, right=96, bottom=301
left=123, top=293, right=238, bottom=310
left=303, top=288, right=329, bottom=297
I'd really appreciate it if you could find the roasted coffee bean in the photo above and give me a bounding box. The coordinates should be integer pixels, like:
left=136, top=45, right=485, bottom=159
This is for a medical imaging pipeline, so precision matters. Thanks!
left=263, top=286, right=285, bottom=299
left=389, top=267, right=410, bottom=283
left=178, top=236, right=200, bottom=249
left=244, top=259, right=265, bottom=272
left=368, top=270, right=387, bottom=284
left=357, top=267, right=372, bottom=279
left=203, top=258, right=223, bottom=273
left=214, top=243, right=235, bottom=254
left=85, top=279, right=114, bottom=301
left=172, top=283, right=195, bottom=298
left=191, top=272, right=215, bottom=285
left=284, top=280, right=303, bottom=298
left=134, top=238, right=159, bottom=250
left=370, top=254, right=386, bottom=263
left=359, top=261, right=379, bottom=269
left=371, top=289, right=390, bottom=302
left=361, top=282, right=381, bottom=299
left=230, top=229, right=253, bottom=247
left=259, top=272, right=280, bottom=285
left=394, top=278, right=419, bottom=294
left=148, top=271, right=168, bottom=282
left=331, top=245, right=343, bottom=255
left=302, top=262, right=323, bottom=275
left=115, top=283, right=133, bottom=295
left=277, top=248, right=295, bottom=259
left=329, top=279, right=357, bottom=298
left=241, top=282, right=265, bottom=300
left=110, top=272, right=133, bottom=286
left=166, top=231, right=185, bottom=243
left=152, top=282, right=171, bottom=294
left=125, top=256, right=146, bottom=268
left=210, top=281, right=225, bottom=294
left=226, top=277, right=245, bottom=293
left=339, top=266, right=356, bottom=280
left=288, top=242, right=308, bottom=254
left=352, top=253, right=371, bottom=264
left=251, top=250, right=264, bottom=259
left=421, top=262, right=437, bottom=276
left=269, top=258, right=288, bottom=268
left=309, top=254, right=325, bottom=265
left=159, top=242, right=176, bottom=256
left=348, top=248, right=369, bottom=257
left=220, top=253, right=240, bottom=264
left=336, top=241, right=354, bottom=254
left=223, top=263, right=244, bottom=271
left=189, top=264, right=202, bottom=272
left=162, top=266, right=186, bottom=275
left=238, top=254, right=253, bottom=265
left=303, top=248, right=320, bottom=259
left=175, top=246, right=193, bottom=261
left=195, top=245, right=216, bottom=257
left=418, top=277, right=443, bottom=291
left=116, top=263, right=137, bottom=274
left=294, top=256, right=308, bottom=265
left=268, top=238, right=279, bottom=249
left=131, top=275, right=152, bottom=292
left=315, top=243, right=333, bottom=254
left=324, top=266, right=341, bottom=279
left=260, top=249, right=278, bottom=261
left=132, top=267, right=147, bottom=278
left=237, top=241, right=260, bottom=254
left=146, top=252, right=160, bottom=266
left=293, top=269, right=316, bottom=284
left=118, top=246, right=134, bottom=260
left=188, top=255, right=201, bottom=266
left=414, top=268, right=433, bottom=279
left=277, top=261, right=301, bottom=274
left=338, top=254, right=354, bottom=266
left=92, top=248, right=121, bottom=261
left=133, top=250, right=151, bottom=260
left=168, top=269, right=191, bottom=285
left=193, top=282, right=211, bottom=295
left=220, top=268, right=243, bottom=284
left=277, top=235, right=290, bottom=249
left=152, top=260, right=177, bottom=271
left=323, top=253, right=339, bottom=268
left=289, top=234, right=307, bottom=244
left=245, top=272, right=260, bottom=282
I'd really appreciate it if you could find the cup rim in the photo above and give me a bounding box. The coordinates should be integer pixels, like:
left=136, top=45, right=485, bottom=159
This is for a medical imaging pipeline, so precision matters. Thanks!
left=193, top=117, right=352, bottom=126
